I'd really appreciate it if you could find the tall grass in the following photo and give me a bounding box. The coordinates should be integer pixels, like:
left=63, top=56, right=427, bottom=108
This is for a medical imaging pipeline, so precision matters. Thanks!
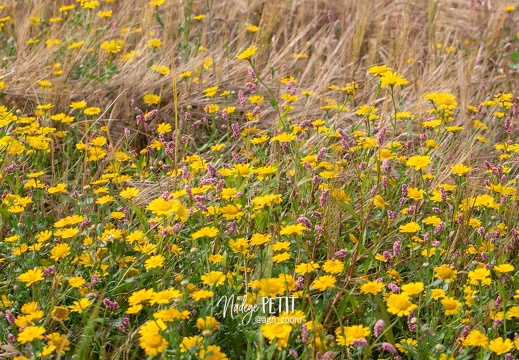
left=1, top=0, right=519, bottom=359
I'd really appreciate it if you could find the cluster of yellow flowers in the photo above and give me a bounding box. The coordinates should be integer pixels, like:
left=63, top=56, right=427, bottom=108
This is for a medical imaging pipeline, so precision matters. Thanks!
left=2, top=0, right=519, bottom=358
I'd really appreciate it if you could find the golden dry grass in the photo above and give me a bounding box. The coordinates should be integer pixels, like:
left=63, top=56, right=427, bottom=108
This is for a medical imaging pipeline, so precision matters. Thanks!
left=2, top=2, right=519, bottom=358
left=2, top=0, right=517, bottom=125
left=1, top=0, right=518, bottom=202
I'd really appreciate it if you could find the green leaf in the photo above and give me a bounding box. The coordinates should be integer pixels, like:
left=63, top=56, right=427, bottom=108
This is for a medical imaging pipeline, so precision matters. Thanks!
left=0, top=207, right=9, bottom=224
left=374, top=295, right=395, bottom=344
left=339, top=201, right=360, bottom=222
left=156, top=13, right=165, bottom=28
left=112, top=280, right=135, bottom=295
left=130, top=204, right=149, bottom=232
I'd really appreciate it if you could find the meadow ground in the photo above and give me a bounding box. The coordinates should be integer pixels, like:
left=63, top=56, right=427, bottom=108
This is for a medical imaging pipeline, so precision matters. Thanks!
left=1, top=0, right=519, bottom=359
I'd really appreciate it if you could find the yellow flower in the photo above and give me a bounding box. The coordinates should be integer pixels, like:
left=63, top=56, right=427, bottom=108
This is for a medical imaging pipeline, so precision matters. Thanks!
left=322, top=259, right=344, bottom=274
left=154, top=307, right=189, bottom=322
left=207, top=254, right=223, bottom=264
left=396, top=338, right=418, bottom=354
left=228, top=238, right=249, bottom=254
left=295, top=261, right=320, bottom=275
left=68, top=41, right=85, bottom=50
left=373, top=195, right=387, bottom=209
left=441, top=297, right=462, bottom=315
left=205, top=103, right=220, bottom=113
left=462, top=330, right=488, bottom=347
left=84, top=107, right=101, bottom=116
left=68, top=298, right=93, bottom=314
left=423, top=216, right=442, bottom=226
left=249, top=233, right=271, bottom=246
left=426, top=139, right=440, bottom=148
left=399, top=221, right=421, bottom=233
left=197, top=345, right=228, bottom=359
left=251, top=135, right=270, bottom=144
left=357, top=105, right=377, bottom=116
left=0, top=294, right=13, bottom=307
left=120, top=187, right=139, bottom=199
left=180, top=336, right=203, bottom=353
left=191, top=226, right=218, bottom=240
left=401, top=282, right=424, bottom=296
left=359, top=280, right=384, bottom=295
left=254, top=165, right=278, bottom=180
left=139, top=319, right=168, bottom=356
left=233, top=163, right=253, bottom=177
left=128, top=288, right=154, bottom=306
left=146, top=197, right=187, bottom=220
left=59, top=4, right=75, bottom=12
left=494, top=264, right=514, bottom=273
left=425, top=92, right=458, bottom=109
left=17, top=326, right=45, bottom=344
left=38, top=80, right=52, bottom=88
left=68, top=276, right=86, bottom=288
left=280, top=223, right=307, bottom=236
left=51, top=306, right=69, bottom=320
left=271, top=132, right=296, bottom=143
left=47, top=333, right=71, bottom=354
left=98, top=10, right=113, bottom=18
left=406, top=155, right=431, bottom=171
left=430, top=288, right=446, bottom=300
left=56, top=228, right=79, bottom=239
left=385, top=293, right=417, bottom=316
left=50, top=243, right=71, bottom=261
left=149, top=289, right=181, bottom=305
left=143, top=94, right=161, bottom=105
left=36, top=230, right=53, bottom=243
left=272, top=252, right=290, bottom=263
left=157, top=123, right=172, bottom=134
left=248, top=95, right=264, bottom=105
left=126, top=304, right=143, bottom=314
left=191, top=289, right=214, bottom=301
left=70, top=101, right=87, bottom=109
left=450, top=163, right=471, bottom=176
left=18, top=268, right=44, bottom=286
left=488, top=337, right=513, bottom=354
left=467, top=268, right=491, bottom=286
left=201, top=271, right=225, bottom=287
left=209, top=143, right=225, bottom=152
left=236, top=45, right=258, bottom=60
left=261, top=323, right=292, bottom=348
left=407, top=187, right=425, bottom=201
left=178, top=71, right=192, bottom=79
left=27, top=136, right=51, bottom=150
left=380, top=71, right=408, bottom=88
left=81, top=1, right=100, bottom=9
left=196, top=316, right=220, bottom=332
left=145, top=255, right=165, bottom=270
left=319, top=171, right=338, bottom=179
left=434, top=264, right=457, bottom=282
left=150, top=64, right=170, bottom=75
left=311, top=275, right=336, bottom=291
left=335, top=325, right=371, bottom=346
left=96, top=195, right=115, bottom=205
left=48, top=183, right=68, bottom=194
left=368, top=65, right=392, bottom=76
left=101, top=39, right=122, bottom=53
